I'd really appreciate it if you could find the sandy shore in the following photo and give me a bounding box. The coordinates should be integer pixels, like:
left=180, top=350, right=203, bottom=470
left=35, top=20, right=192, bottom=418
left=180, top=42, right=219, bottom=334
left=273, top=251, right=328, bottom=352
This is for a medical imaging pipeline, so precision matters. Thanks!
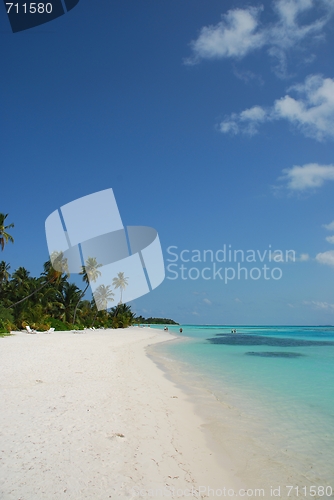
left=0, top=328, right=243, bottom=499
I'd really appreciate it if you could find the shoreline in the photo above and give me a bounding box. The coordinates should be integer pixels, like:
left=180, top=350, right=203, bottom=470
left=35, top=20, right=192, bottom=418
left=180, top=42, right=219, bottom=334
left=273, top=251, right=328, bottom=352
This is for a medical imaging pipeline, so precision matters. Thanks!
left=147, top=328, right=334, bottom=495
left=0, top=327, right=243, bottom=499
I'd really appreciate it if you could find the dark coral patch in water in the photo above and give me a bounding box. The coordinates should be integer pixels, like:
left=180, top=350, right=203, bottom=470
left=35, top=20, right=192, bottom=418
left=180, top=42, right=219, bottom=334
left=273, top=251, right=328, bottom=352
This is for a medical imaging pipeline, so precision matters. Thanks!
left=207, top=334, right=334, bottom=347
left=245, top=351, right=304, bottom=358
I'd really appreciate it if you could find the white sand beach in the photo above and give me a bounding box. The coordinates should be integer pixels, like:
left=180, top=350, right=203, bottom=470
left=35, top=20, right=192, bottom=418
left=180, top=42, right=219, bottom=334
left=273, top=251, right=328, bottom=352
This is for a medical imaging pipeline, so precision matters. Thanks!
left=0, top=328, right=243, bottom=499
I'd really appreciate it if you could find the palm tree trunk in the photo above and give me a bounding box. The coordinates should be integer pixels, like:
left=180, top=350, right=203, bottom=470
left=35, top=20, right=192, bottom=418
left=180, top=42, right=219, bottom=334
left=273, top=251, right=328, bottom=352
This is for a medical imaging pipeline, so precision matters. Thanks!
left=91, top=308, right=98, bottom=327
left=72, top=283, right=89, bottom=324
left=7, top=276, right=56, bottom=309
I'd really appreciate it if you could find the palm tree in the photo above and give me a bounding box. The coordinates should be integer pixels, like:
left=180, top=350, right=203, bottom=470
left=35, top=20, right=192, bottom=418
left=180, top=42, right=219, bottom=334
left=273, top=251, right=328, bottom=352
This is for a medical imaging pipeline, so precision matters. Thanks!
left=110, top=303, right=133, bottom=316
left=72, top=257, right=102, bottom=325
left=0, top=261, right=10, bottom=285
left=6, top=267, right=35, bottom=319
left=112, top=272, right=129, bottom=304
left=0, top=213, right=14, bottom=251
left=49, top=250, right=70, bottom=275
left=77, top=300, right=94, bottom=327
left=56, top=282, right=82, bottom=323
left=92, top=284, right=114, bottom=326
left=94, top=284, right=114, bottom=310
left=0, top=261, right=11, bottom=303
left=10, top=267, right=31, bottom=298
left=7, top=253, right=70, bottom=309
left=110, top=303, right=136, bottom=328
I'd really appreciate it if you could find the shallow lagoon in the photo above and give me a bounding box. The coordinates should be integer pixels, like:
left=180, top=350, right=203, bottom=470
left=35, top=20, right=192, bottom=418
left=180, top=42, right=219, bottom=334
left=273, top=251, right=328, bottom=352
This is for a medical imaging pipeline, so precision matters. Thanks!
left=150, top=325, right=334, bottom=490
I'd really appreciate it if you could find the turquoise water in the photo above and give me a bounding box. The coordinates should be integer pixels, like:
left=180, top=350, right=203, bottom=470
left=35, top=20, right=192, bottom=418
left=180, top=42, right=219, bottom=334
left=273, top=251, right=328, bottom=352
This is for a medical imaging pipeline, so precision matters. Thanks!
left=150, top=325, right=334, bottom=490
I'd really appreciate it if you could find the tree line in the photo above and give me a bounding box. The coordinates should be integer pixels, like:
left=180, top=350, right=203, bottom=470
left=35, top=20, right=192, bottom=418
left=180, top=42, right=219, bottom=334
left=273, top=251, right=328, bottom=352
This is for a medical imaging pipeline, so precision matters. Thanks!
left=0, top=213, right=177, bottom=333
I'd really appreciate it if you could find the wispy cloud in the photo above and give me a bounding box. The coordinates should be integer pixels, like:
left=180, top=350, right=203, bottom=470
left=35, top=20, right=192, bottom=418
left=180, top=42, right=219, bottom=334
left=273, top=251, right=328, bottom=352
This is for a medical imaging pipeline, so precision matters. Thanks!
left=277, top=163, right=334, bottom=191
left=232, top=67, right=264, bottom=85
left=315, top=250, right=334, bottom=267
left=268, top=0, right=328, bottom=75
left=326, top=235, right=334, bottom=243
left=186, top=0, right=334, bottom=75
left=299, top=253, right=310, bottom=261
left=220, top=75, right=334, bottom=140
left=220, top=105, right=268, bottom=136
left=304, top=300, right=334, bottom=310
left=203, top=298, right=212, bottom=305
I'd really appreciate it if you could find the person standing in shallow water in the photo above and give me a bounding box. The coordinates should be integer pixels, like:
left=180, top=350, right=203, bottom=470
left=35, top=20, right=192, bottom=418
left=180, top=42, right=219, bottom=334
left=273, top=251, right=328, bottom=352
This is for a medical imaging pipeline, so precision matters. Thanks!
left=179, top=328, right=183, bottom=333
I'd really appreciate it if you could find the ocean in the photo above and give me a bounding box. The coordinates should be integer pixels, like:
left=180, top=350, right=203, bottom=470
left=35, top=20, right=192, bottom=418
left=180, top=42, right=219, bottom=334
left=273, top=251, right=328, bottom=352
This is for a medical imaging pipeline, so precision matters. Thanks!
left=148, top=325, right=334, bottom=495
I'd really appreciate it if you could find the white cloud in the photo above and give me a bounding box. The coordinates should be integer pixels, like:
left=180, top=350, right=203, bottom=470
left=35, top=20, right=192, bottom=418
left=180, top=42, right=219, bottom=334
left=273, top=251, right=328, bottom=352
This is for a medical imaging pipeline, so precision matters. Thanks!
left=323, top=220, right=334, bottom=231
left=274, top=75, right=334, bottom=139
left=186, top=8, right=265, bottom=64
left=240, top=106, right=267, bottom=121
left=220, top=105, right=270, bottom=135
left=269, top=251, right=308, bottom=262
left=312, top=222, right=334, bottom=268
left=269, top=0, right=328, bottom=74
left=203, top=298, right=212, bottom=305
left=220, top=75, right=334, bottom=140
left=315, top=250, right=334, bottom=266
left=279, top=163, right=334, bottom=191
left=187, top=0, right=334, bottom=72
left=275, top=0, right=314, bottom=27
left=299, top=253, right=310, bottom=261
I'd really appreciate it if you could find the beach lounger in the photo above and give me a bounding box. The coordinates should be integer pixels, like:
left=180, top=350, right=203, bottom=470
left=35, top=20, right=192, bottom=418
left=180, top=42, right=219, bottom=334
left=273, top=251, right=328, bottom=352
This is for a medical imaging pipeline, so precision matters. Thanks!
left=25, top=325, right=37, bottom=334
left=45, top=327, right=55, bottom=334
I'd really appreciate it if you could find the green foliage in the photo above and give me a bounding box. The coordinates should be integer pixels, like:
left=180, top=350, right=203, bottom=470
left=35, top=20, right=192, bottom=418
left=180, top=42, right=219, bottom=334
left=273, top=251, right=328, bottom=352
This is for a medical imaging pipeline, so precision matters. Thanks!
left=16, top=304, right=50, bottom=330
left=134, top=316, right=179, bottom=325
left=110, top=303, right=136, bottom=329
left=72, top=324, right=85, bottom=330
left=0, top=330, right=11, bottom=337
left=111, top=314, right=131, bottom=329
left=48, top=318, right=70, bottom=331
left=0, top=305, right=14, bottom=332
left=0, top=321, right=10, bottom=333
left=0, top=322, right=8, bottom=333
left=0, top=304, right=14, bottom=323
left=0, top=227, right=178, bottom=331
left=0, top=213, right=14, bottom=252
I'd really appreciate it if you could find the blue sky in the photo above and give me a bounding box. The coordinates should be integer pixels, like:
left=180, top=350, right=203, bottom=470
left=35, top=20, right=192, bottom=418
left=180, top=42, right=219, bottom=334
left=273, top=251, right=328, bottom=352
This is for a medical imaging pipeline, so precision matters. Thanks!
left=1, top=0, right=334, bottom=324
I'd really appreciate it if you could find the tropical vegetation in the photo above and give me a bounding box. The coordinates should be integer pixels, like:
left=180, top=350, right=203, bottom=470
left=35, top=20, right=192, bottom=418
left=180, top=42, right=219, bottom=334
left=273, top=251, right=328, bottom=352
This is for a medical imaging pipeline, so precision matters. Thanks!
left=0, top=213, right=177, bottom=334
left=0, top=259, right=137, bottom=332
left=134, top=316, right=179, bottom=325
left=0, top=213, right=14, bottom=252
